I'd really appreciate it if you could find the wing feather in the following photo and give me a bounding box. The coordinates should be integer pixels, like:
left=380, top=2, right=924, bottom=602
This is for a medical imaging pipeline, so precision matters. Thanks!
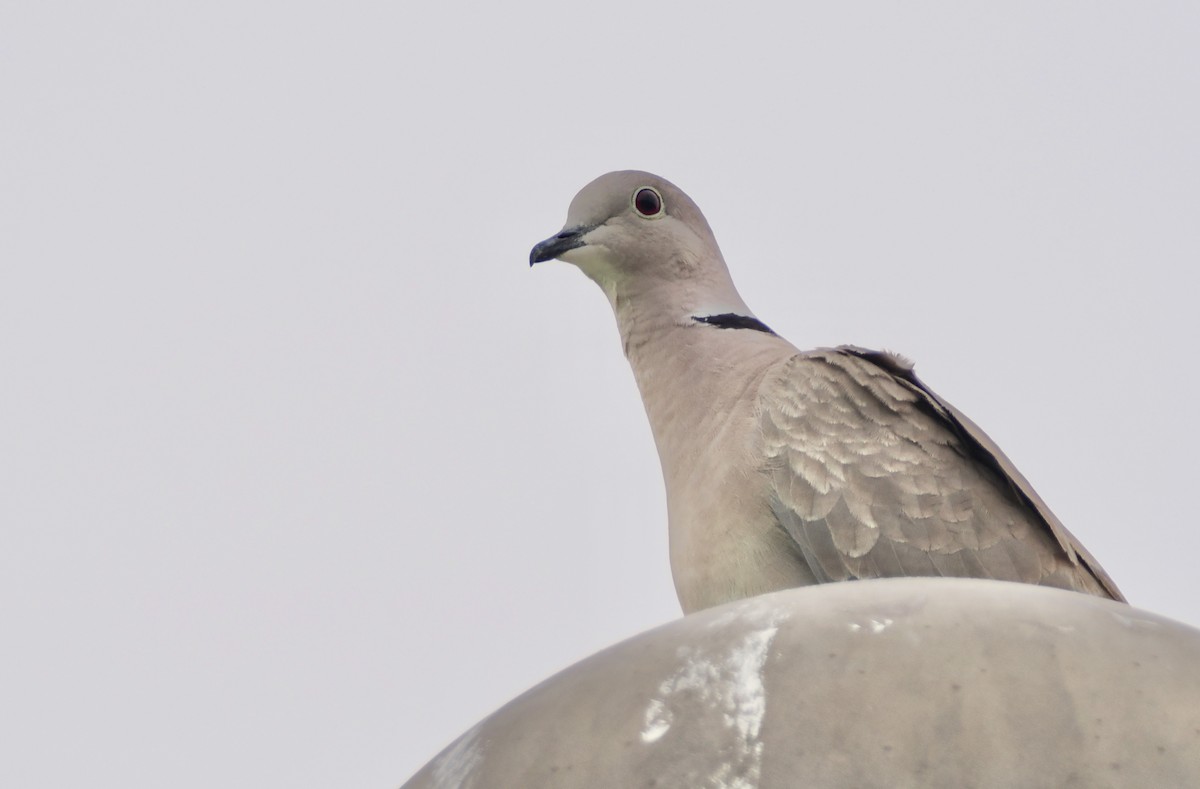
left=761, top=347, right=1124, bottom=601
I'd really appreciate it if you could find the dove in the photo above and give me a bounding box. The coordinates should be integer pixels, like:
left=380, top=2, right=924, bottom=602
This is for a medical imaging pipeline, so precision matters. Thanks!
left=531, top=171, right=1122, bottom=613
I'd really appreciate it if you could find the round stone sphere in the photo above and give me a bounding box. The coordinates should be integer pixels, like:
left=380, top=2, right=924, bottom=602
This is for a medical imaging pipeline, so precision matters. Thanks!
left=403, top=578, right=1200, bottom=788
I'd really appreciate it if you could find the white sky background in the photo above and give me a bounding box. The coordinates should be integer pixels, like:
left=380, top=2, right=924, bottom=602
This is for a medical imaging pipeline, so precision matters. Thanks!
left=2, top=2, right=1198, bottom=786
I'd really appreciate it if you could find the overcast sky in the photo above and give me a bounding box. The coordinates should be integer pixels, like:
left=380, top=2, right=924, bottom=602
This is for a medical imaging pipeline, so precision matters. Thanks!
left=3, top=3, right=1198, bottom=787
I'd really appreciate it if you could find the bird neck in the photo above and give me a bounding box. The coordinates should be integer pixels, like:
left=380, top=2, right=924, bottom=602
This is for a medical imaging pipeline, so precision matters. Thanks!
left=610, top=288, right=795, bottom=471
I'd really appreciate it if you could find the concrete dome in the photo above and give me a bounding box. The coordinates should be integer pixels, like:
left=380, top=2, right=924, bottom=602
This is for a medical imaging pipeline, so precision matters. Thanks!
left=403, top=579, right=1200, bottom=788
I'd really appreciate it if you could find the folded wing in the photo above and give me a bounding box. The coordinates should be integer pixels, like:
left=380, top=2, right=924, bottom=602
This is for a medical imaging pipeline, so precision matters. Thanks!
left=760, top=346, right=1123, bottom=600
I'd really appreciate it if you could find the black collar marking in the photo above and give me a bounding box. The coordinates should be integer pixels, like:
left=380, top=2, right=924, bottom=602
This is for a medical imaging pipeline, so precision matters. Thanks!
left=692, top=313, right=776, bottom=335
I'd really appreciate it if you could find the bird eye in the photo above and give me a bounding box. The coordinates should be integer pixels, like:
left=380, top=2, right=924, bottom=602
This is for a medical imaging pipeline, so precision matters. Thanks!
left=633, top=187, right=664, bottom=218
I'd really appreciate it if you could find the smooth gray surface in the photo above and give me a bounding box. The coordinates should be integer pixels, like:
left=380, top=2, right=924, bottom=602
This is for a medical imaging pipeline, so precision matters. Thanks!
left=405, top=579, right=1200, bottom=788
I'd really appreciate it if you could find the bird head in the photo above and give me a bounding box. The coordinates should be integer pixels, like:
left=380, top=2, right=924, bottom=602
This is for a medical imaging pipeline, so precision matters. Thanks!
left=529, top=171, right=738, bottom=312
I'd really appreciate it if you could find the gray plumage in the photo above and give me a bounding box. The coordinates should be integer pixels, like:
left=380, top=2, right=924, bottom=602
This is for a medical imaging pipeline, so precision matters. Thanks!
left=531, top=171, right=1123, bottom=613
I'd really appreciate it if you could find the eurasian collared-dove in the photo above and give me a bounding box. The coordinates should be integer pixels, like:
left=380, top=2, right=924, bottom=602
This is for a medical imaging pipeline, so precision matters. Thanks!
left=530, top=171, right=1123, bottom=613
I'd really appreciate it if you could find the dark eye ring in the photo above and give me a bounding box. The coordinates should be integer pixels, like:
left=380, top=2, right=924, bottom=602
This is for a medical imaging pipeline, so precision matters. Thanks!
left=632, top=187, right=664, bottom=218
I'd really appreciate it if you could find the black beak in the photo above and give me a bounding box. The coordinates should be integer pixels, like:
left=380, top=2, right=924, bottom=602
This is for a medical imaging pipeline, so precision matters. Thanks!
left=529, top=225, right=594, bottom=266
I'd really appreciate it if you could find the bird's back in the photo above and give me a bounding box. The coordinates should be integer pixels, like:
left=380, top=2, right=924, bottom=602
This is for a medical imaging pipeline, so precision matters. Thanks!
left=758, top=346, right=1123, bottom=601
